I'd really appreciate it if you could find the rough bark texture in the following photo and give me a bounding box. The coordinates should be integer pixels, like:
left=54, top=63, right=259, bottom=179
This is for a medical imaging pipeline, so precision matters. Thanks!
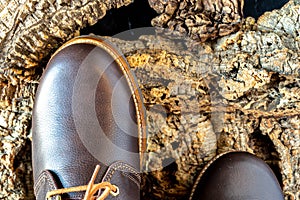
left=0, top=0, right=299, bottom=200
left=0, top=0, right=133, bottom=82
left=149, top=0, right=244, bottom=42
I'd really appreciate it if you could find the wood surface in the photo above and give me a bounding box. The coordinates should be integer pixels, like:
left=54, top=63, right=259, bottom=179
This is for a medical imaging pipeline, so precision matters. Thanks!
left=0, top=0, right=299, bottom=199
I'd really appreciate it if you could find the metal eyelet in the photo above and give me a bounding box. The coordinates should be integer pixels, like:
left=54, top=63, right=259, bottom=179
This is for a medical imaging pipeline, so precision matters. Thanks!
left=110, top=185, right=120, bottom=196
left=47, top=195, right=61, bottom=200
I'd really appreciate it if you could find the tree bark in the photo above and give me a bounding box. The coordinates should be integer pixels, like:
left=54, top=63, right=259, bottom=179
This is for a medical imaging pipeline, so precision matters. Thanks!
left=0, top=0, right=299, bottom=199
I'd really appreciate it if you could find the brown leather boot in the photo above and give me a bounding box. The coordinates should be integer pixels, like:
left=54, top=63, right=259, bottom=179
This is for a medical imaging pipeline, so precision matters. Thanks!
left=32, top=36, right=147, bottom=199
left=189, top=151, right=284, bottom=200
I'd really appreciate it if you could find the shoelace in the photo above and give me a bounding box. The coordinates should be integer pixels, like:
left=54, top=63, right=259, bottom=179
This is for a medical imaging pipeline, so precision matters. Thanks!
left=46, top=165, right=119, bottom=200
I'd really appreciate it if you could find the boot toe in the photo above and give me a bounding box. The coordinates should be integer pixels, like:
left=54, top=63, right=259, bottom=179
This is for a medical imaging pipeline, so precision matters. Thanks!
left=189, top=152, right=284, bottom=200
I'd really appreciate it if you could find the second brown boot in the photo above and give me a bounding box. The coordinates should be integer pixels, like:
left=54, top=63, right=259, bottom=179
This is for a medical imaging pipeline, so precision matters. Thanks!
left=189, top=151, right=284, bottom=200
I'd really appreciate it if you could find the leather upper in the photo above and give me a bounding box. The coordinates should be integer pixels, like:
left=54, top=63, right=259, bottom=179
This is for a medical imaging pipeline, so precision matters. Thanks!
left=32, top=36, right=146, bottom=199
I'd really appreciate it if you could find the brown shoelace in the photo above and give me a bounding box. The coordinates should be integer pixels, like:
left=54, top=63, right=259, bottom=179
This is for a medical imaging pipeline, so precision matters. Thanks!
left=46, top=165, right=119, bottom=200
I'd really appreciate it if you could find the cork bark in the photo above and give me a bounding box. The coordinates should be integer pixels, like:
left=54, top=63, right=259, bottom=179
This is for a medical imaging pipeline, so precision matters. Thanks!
left=0, top=0, right=299, bottom=200
left=149, top=0, right=244, bottom=42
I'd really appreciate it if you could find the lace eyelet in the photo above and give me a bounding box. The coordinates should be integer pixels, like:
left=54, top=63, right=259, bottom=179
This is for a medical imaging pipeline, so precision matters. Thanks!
left=110, top=185, right=119, bottom=196
left=47, top=195, right=61, bottom=200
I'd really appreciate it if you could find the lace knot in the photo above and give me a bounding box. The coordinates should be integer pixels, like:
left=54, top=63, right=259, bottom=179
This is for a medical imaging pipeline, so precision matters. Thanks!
left=46, top=165, right=119, bottom=200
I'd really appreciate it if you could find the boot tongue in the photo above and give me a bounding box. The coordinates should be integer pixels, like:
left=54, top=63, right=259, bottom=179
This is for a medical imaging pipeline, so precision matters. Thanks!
left=100, top=161, right=141, bottom=199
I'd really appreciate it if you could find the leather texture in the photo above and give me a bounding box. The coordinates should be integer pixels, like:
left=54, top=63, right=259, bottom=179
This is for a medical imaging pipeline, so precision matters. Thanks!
left=189, top=152, right=284, bottom=200
left=32, top=36, right=146, bottom=200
